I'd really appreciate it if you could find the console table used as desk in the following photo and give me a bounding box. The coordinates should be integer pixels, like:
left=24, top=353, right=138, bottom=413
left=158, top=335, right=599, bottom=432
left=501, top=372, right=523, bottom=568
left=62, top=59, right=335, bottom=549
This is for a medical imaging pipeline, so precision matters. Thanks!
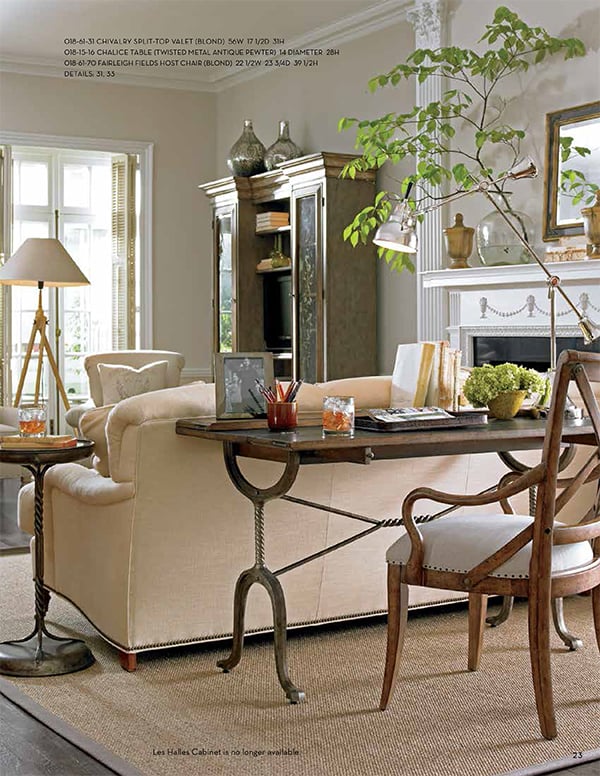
left=175, top=416, right=595, bottom=703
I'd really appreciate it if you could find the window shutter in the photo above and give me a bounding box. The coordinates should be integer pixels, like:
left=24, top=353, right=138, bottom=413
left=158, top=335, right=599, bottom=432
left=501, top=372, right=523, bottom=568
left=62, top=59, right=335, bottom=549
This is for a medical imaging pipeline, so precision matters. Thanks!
left=111, top=154, right=137, bottom=348
left=0, top=146, right=12, bottom=404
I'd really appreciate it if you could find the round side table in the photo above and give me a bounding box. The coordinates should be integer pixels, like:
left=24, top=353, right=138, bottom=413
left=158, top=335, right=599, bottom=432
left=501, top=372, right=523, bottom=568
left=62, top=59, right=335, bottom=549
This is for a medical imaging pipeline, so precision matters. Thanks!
left=0, top=439, right=95, bottom=676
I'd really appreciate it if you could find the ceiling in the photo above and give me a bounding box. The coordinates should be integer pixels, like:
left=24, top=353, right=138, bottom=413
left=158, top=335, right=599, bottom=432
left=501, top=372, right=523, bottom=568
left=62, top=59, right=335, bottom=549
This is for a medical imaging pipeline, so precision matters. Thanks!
left=0, top=0, right=408, bottom=91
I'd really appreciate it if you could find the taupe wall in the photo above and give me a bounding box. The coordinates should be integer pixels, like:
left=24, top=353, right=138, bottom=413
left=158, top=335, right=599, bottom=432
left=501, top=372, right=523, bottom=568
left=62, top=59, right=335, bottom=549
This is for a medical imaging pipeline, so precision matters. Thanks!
left=216, top=21, right=415, bottom=374
left=0, top=0, right=598, bottom=378
left=447, top=0, right=600, bottom=231
left=0, top=72, right=216, bottom=374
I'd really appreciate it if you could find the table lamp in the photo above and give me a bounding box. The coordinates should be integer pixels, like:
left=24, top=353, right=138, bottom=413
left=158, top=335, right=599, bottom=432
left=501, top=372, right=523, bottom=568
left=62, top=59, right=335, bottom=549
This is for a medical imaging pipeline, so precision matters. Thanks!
left=0, top=238, right=90, bottom=410
left=374, top=161, right=600, bottom=371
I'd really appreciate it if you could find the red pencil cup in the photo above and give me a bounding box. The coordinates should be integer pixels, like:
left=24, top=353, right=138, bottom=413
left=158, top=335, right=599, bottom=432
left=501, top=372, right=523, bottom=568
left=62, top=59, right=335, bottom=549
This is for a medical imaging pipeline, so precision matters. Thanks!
left=267, top=401, right=298, bottom=431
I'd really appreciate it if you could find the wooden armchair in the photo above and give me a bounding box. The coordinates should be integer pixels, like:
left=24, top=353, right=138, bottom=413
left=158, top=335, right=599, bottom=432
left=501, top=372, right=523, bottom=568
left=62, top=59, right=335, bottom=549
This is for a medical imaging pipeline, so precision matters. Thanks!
left=380, top=349, right=600, bottom=740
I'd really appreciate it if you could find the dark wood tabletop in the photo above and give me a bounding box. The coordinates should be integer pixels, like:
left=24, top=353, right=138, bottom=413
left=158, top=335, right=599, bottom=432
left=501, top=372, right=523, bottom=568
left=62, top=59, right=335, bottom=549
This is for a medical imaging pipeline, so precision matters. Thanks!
left=176, top=415, right=595, bottom=464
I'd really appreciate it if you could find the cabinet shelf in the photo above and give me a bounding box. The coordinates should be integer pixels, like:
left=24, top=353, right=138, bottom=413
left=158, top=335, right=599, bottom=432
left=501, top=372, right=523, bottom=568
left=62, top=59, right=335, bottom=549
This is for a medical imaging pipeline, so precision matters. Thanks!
left=255, top=225, right=291, bottom=235
left=256, top=265, right=291, bottom=274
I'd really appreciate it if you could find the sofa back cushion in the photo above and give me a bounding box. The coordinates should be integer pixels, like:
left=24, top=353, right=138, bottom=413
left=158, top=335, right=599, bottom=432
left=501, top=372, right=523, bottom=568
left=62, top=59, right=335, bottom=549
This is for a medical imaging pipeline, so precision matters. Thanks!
left=102, top=376, right=392, bottom=483
left=296, top=375, right=391, bottom=411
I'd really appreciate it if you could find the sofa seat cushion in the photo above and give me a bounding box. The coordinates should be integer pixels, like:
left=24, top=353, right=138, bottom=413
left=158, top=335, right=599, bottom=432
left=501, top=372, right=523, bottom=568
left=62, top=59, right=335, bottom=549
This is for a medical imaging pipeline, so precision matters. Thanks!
left=386, top=513, right=593, bottom=579
left=97, top=360, right=169, bottom=404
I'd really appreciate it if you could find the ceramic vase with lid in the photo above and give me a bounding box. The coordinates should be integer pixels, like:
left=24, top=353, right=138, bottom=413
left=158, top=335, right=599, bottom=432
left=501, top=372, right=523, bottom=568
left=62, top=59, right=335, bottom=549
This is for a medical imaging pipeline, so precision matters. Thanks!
left=264, top=121, right=303, bottom=171
left=476, top=191, right=534, bottom=266
left=227, top=120, right=266, bottom=177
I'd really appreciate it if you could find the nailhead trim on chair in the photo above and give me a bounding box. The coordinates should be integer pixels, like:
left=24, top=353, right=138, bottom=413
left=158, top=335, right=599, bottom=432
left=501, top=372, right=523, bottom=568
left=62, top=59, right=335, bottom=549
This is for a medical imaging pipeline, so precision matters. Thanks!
left=387, top=559, right=530, bottom=579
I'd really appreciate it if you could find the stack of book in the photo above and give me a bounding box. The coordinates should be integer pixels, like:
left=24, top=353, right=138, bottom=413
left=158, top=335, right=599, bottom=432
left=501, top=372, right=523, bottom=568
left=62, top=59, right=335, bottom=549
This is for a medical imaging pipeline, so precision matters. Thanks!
left=391, top=341, right=463, bottom=411
left=256, top=212, right=289, bottom=232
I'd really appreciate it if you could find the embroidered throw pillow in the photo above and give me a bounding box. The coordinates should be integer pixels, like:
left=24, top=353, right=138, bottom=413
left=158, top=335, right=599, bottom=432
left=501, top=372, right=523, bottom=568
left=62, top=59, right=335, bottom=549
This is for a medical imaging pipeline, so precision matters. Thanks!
left=97, top=360, right=169, bottom=405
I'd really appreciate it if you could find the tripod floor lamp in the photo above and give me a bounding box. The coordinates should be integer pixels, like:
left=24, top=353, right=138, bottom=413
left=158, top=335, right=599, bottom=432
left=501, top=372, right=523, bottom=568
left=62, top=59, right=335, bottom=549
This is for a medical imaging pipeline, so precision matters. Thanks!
left=0, top=238, right=90, bottom=411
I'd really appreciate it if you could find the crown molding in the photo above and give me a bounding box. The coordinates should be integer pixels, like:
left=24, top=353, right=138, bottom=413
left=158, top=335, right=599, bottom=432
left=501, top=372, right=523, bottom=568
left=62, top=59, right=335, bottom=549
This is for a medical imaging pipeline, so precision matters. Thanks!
left=215, top=0, right=411, bottom=91
left=0, top=0, right=411, bottom=94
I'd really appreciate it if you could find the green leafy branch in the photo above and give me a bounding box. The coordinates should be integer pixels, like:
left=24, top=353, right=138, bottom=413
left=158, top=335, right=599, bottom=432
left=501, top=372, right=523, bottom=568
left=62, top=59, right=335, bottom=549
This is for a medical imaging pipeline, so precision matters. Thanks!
left=338, top=5, right=587, bottom=272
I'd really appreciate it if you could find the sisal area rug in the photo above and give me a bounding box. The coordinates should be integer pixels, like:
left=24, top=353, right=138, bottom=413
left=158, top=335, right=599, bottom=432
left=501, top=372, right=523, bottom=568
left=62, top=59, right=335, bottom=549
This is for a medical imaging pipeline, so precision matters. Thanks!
left=0, top=554, right=598, bottom=776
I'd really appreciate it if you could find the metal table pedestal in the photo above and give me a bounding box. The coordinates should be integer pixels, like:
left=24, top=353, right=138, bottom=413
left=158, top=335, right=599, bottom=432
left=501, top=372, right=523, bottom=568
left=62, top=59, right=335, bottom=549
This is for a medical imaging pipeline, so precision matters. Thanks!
left=0, top=441, right=95, bottom=676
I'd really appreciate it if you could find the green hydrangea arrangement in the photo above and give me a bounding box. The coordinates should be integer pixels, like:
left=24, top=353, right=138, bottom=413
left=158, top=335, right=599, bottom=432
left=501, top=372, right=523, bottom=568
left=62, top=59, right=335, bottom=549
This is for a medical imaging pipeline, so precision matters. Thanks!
left=462, top=363, right=545, bottom=408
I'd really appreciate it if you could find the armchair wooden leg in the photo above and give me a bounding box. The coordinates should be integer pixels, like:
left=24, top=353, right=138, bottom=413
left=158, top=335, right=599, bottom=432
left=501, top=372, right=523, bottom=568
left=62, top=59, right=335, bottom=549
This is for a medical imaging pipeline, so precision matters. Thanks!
left=118, top=650, right=138, bottom=672
left=468, top=593, right=487, bottom=671
left=528, top=595, right=556, bottom=740
left=380, top=564, right=408, bottom=711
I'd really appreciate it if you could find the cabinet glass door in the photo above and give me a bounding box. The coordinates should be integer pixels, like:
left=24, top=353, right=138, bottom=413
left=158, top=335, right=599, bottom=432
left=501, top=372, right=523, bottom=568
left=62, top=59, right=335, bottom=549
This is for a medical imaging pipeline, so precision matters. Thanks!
left=215, top=210, right=234, bottom=352
left=293, top=185, right=322, bottom=382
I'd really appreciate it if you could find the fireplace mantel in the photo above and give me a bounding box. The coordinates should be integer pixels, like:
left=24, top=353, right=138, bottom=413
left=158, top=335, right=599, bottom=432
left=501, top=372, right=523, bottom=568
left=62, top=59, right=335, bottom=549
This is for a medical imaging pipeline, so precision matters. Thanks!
left=419, top=260, right=599, bottom=365
left=421, top=260, right=598, bottom=289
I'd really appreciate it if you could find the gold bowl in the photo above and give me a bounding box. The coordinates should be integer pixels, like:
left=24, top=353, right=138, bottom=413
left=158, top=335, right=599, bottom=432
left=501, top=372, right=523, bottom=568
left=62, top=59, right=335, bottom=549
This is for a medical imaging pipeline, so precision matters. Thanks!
left=487, top=390, right=527, bottom=420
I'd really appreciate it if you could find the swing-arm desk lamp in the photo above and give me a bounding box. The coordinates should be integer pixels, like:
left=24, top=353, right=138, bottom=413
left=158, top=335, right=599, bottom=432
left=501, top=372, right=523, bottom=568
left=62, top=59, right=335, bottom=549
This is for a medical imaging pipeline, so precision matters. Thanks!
left=373, top=160, right=600, bottom=369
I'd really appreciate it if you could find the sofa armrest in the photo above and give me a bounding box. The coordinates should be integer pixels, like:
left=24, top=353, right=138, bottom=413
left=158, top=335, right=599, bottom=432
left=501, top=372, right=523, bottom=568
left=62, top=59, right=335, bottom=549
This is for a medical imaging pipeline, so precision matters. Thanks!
left=18, top=462, right=135, bottom=533
left=106, top=382, right=216, bottom=482
left=65, top=400, right=95, bottom=432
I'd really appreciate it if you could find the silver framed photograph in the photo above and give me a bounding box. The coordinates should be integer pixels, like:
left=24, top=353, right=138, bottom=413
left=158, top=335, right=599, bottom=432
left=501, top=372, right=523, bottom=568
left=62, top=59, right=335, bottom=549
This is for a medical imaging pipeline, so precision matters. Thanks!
left=214, top=352, right=274, bottom=419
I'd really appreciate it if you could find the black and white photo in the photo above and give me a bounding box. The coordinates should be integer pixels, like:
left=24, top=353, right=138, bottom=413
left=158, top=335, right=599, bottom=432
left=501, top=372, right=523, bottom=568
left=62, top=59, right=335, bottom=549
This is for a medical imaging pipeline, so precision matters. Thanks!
left=214, top=352, right=274, bottom=418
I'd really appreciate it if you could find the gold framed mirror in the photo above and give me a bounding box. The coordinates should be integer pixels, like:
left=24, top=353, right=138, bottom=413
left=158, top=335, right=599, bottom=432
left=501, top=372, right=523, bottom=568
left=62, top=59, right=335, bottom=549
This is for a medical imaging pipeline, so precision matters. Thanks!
left=543, top=100, right=600, bottom=241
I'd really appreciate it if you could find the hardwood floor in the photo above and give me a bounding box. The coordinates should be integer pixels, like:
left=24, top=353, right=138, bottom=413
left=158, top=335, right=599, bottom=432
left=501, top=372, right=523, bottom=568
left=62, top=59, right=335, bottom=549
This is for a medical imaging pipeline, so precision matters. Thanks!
left=0, top=692, right=116, bottom=775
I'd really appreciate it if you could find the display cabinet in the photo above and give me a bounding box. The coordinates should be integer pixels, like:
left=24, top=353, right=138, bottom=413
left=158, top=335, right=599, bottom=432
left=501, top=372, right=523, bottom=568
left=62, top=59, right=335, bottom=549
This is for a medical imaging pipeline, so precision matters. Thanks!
left=200, top=153, right=377, bottom=381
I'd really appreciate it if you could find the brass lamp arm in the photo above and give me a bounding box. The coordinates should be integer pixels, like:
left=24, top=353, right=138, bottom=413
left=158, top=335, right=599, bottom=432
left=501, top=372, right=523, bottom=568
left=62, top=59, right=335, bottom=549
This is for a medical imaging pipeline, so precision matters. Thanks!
left=410, top=161, right=598, bottom=347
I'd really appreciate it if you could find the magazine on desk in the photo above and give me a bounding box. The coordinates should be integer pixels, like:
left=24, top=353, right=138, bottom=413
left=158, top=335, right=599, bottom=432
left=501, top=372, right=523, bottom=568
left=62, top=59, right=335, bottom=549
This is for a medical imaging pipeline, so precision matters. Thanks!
left=355, top=407, right=489, bottom=432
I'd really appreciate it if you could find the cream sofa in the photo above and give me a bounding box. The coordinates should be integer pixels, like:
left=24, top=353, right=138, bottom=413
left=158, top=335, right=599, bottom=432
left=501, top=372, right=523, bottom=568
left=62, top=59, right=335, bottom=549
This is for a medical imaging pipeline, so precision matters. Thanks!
left=18, top=375, right=596, bottom=670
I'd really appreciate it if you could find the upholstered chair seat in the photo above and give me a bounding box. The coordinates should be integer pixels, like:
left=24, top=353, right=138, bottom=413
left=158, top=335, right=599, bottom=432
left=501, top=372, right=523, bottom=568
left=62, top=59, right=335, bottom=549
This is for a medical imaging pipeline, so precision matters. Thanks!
left=386, top=514, right=594, bottom=579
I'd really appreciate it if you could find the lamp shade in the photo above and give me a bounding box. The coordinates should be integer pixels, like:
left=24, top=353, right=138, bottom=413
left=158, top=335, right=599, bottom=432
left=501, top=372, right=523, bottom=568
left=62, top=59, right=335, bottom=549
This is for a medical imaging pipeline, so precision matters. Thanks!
left=0, top=238, right=89, bottom=286
left=373, top=203, right=418, bottom=254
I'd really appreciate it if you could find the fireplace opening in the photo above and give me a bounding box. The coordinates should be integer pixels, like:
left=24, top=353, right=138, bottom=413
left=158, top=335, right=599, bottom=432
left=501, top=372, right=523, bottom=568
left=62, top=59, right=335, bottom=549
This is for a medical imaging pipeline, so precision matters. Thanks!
left=473, top=336, right=600, bottom=371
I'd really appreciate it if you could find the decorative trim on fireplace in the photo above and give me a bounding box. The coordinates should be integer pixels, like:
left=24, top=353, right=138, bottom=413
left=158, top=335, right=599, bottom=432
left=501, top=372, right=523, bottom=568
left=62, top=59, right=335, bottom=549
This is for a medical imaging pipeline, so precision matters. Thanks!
left=449, top=325, right=584, bottom=366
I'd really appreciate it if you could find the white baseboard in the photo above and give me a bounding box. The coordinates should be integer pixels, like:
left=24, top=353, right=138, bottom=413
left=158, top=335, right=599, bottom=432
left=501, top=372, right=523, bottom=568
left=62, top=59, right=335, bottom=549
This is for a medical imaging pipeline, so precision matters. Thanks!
left=181, top=367, right=212, bottom=384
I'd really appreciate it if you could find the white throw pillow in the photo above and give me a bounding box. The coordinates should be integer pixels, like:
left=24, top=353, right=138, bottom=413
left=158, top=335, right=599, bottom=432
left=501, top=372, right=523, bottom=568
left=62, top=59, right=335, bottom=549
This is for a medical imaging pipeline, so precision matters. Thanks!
left=97, top=360, right=169, bottom=405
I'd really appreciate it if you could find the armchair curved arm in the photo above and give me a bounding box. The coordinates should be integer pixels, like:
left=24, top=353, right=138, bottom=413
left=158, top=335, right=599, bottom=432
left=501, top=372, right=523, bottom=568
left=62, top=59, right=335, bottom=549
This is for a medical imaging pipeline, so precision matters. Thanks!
left=401, top=463, right=546, bottom=581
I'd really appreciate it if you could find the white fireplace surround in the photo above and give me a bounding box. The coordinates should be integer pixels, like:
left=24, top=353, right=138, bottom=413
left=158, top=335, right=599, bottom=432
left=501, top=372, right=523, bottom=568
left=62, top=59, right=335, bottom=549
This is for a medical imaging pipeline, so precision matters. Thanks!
left=421, top=260, right=599, bottom=366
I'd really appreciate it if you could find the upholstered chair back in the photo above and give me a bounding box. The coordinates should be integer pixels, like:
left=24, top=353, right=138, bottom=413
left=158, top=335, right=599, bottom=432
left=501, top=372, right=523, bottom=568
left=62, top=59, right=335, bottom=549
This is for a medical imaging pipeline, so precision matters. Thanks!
left=85, top=350, right=185, bottom=407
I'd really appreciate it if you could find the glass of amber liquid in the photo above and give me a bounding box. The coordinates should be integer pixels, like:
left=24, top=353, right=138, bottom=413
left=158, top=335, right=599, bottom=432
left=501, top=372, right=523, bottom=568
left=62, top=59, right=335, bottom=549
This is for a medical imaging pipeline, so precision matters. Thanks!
left=18, top=404, right=47, bottom=438
left=322, top=396, right=355, bottom=436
